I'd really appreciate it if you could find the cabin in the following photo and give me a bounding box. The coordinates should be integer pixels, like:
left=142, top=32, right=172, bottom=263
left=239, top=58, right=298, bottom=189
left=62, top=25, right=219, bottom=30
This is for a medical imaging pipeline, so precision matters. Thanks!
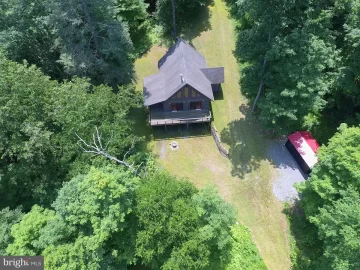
left=285, top=131, right=320, bottom=174
left=143, top=38, right=224, bottom=128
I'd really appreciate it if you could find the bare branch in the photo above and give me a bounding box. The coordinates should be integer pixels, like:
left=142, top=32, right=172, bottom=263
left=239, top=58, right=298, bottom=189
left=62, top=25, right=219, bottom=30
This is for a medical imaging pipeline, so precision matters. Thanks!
left=75, top=132, right=98, bottom=151
left=95, top=126, right=103, bottom=149
left=123, top=139, right=135, bottom=161
left=75, top=129, right=141, bottom=177
left=104, top=131, right=113, bottom=151
left=92, top=132, right=98, bottom=149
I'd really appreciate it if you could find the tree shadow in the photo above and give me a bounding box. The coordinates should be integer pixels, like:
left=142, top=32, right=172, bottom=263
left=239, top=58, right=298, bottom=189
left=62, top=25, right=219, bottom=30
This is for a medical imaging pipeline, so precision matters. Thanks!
left=267, top=138, right=310, bottom=177
left=220, top=105, right=266, bottom=178
left=283, top=203, right=324, bottom=269
left=152, top=123, right=210, bottom=141
left=128, top=107, right=154, bottom=154
left=220, top=104, right=309, bottom=179
left=181, top=2, right=213, bottom=41
left=158, top=1, right=213, bottom=44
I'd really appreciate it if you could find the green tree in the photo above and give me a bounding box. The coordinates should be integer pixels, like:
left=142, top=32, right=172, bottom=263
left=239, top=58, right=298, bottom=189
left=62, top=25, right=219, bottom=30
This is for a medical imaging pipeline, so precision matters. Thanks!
left=6, top=205, right=55, bottom=256
left=155, top=0, right=210, bottom=37
left=296, top=124, right=360, bottom=269
left=49, top=0, right=134, bottom=87
left=234, top=0, right=338, bottom=134
left=0, top=54, right=63, bottom=209
left=0, top=207, right=24, bottom=255
left=49, top=166, right=139, bottom=267
left=48, top=78, right=143, bottom=178
left=258, top=29, right=336, bottom=133
left=224, top=225, right=266, bottom=270
left=0, top=0, right=63, bottom=79
left=299, top=124, right=360, bottom=217
left=135, top=173, right=236, bottom=269
left=135, top=172, right=200, bottom=269
left=0, top=54, right=142, bottom=210
left=42, top=236, right=108, bottom=270
left=5, top=166, right=140, bottom=268
left=310, top=189, right=360, bottom=270
left=324, top=0, right=360, bottom=126
left=193, top=186, right=237, bottom=263
left=115, top=0, right=152, bottom=56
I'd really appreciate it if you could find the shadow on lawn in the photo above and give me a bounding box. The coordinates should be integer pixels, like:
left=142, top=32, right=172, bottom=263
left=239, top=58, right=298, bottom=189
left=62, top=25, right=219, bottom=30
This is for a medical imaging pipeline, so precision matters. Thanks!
left=220, top=105, right=305, bottom=178
left=220, top=105, right=265, bottom=178
left=283, top=203, right=324, bottom=269
left=182, top=2, right=213, bottom=42
left=152, top=123, right=211, bottom=141
left=159, top=1, right=213, bottom=45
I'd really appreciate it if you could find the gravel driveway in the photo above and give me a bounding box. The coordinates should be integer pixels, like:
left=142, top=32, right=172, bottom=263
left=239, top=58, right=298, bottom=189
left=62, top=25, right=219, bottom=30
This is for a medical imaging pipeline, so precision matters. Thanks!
left=267, top=139, right=308, bottom=203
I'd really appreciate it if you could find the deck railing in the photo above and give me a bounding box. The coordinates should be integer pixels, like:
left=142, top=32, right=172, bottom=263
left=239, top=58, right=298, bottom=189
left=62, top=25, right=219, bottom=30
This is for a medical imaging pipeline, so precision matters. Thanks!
left=149, top=110, right=211, bottom=126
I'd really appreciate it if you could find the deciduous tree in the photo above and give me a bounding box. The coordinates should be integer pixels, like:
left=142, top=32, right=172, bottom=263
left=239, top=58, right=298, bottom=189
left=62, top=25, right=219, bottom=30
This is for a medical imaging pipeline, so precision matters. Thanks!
left=48, top=0, right=134, bottom=87
left=0, top=55, right=141, bottom=210
left=0, top=207, right=23, bottom=255
left=135, top=173, right=237, bottom=269
left=310, top=189, right=360, bottom=270
left=115, top=0, right=152, bottom=56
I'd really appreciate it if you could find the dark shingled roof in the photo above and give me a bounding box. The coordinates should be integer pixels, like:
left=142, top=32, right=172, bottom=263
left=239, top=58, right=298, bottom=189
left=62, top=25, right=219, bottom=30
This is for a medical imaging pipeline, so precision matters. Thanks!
left=201, top=67, right=224, bottom=84
left=144, top=39, right=224, bottom=106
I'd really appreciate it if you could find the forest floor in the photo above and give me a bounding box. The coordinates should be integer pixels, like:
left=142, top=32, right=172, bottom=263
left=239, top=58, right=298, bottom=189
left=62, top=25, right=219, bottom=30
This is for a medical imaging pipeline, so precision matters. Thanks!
left=134, top=0, right=292, bottom=269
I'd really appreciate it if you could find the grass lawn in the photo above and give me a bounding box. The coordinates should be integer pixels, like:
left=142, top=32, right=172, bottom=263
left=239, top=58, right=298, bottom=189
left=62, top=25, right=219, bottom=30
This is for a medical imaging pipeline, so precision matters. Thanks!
left=134, top=0, right=291, bottom=269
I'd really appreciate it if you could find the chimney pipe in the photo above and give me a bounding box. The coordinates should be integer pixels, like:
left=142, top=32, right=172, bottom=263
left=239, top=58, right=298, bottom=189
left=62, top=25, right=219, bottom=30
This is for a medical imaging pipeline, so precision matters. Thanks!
left=180, top=74, right=184, bottom=83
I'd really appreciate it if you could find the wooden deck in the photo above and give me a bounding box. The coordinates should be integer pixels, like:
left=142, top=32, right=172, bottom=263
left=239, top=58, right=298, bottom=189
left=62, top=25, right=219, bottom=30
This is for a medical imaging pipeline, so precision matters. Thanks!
left=150, top=110, right=211, bottom=126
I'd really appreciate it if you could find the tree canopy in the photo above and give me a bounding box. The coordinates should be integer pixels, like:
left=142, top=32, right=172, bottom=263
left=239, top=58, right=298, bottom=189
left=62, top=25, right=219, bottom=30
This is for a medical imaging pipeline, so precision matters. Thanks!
left=299, top=124, right=360, bottom=217
left=231, top=0, right=359, bottom=139
left=135, top=173, right=237, bottom=269
left=296, top=124, right=360, bottom=269
left=155, top=0, right=211, bottom=38
left=115, top=0, right=152, bottom=56
left=1, top=165, right=264, bottom=269
left=0, top=0, right=139, bottom=86
left=0, top=54, right=141, bottom=210
left=0, top=207, right=23, bottom=255
left=49, top=0, right=134, bottom=87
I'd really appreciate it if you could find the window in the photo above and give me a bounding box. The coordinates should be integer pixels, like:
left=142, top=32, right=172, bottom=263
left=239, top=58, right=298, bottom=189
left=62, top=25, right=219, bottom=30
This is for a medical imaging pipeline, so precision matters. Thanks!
left=171, top=103, right=184, bottom=111
left=176, top=91, right=182, bottom=98
left=191, top=90, right=197, bottom=97
left=184, top=87, right=189, bottom=97
left=190, top=101, right=203, bottom=110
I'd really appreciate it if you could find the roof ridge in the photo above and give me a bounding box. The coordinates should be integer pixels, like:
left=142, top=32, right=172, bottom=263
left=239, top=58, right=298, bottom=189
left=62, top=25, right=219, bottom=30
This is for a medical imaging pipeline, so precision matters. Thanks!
left=178, top=38, right=204, bottom=60
left=181, top=41, right=187, bottom=85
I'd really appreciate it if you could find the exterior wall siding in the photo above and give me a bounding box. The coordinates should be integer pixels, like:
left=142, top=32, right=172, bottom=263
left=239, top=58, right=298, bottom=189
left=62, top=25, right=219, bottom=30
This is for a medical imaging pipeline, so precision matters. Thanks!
left=162, top=85, right=211, bottom=112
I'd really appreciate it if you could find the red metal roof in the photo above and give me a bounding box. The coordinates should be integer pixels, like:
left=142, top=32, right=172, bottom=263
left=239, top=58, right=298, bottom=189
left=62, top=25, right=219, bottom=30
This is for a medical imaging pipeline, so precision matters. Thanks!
left=287, top=131, right=320, bottom=169
left=288, top=131, right=320, bottom=154
left=298, top=131, right=320, bottom=153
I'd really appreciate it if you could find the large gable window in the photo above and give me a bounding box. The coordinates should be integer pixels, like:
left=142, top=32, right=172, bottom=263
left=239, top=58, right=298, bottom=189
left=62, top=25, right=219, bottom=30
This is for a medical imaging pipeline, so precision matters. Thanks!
left=184, top=87, right=189, bottom=97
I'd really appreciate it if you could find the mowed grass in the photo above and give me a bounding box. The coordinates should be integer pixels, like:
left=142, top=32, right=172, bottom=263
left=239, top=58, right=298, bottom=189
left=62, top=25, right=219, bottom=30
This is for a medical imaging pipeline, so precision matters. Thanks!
left=134, top=0, right=291, bottom=269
